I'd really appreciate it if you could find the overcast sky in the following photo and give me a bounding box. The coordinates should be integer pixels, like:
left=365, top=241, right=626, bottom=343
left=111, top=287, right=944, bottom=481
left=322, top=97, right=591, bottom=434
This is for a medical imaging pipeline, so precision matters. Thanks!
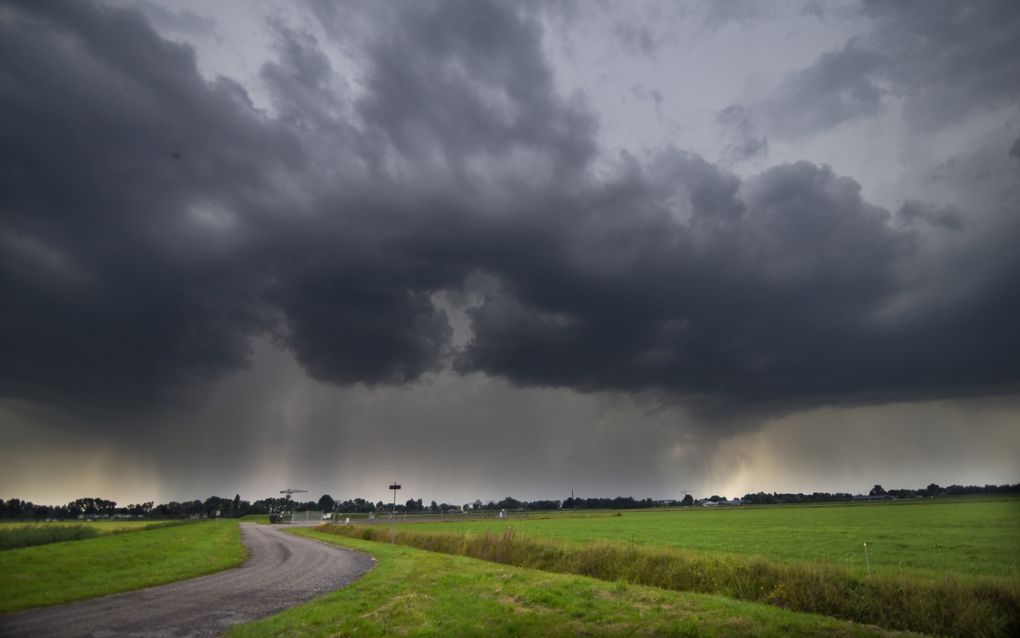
left=2, top=0, right=1019, bottom=507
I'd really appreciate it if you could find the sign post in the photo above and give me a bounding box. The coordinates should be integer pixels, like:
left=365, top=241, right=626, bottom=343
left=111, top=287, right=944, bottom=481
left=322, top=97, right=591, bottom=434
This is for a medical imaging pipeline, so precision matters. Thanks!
left=389, top=483, right=401, bottom=543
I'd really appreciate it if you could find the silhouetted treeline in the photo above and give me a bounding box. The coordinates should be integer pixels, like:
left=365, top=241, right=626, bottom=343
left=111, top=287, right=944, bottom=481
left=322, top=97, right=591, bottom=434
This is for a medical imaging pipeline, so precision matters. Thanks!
left=561, top=496, right=655, bottom=509
left=741, top=483, right=1020, bottom=505
left=3, top=482, right=1018, bottom=520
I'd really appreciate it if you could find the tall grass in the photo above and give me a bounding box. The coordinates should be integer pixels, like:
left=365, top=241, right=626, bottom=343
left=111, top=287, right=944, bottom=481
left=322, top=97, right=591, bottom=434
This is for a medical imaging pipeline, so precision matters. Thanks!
left=0, top=525, right=99, bottom=550
left=318, top=524, right=1019, bottom=638
left=0, top=520, right=198, bottom=551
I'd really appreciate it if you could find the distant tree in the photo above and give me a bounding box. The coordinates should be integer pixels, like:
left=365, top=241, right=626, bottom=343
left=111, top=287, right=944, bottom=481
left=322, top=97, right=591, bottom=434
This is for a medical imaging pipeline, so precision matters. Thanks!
left=496, top=496, right=522, bottom=510
left=681, top=494, right=694, bottom=506
left=869, top=485, right=886, bottom=496
left=318, top=494, right=336, bottom=512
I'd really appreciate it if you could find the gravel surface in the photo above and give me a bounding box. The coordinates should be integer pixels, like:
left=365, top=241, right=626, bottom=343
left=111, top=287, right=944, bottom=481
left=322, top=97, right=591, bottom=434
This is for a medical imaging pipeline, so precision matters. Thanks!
left=0, top=523, right=375, bottom=638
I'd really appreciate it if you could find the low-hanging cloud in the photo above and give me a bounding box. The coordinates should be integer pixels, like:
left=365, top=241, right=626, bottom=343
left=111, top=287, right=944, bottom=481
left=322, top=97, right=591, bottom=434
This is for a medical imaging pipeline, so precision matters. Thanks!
left=2, top=0, right=1019, bottom=428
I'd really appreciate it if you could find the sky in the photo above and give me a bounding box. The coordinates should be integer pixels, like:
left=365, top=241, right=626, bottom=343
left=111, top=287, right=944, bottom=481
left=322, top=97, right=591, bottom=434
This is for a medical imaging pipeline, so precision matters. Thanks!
left=1, top=0, right=1019, bottom=507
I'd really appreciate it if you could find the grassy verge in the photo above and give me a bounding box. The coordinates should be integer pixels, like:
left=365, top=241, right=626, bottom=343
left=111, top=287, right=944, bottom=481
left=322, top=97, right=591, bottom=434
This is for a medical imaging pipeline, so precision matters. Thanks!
left=0, top=519, right=246, bottom=612
left=0, top=524, right=99, bottom=550
left=0, top=520, right=199, bottom=550
left=239, top=514, right=270, bottom=524
left=0, top=520, right=155, bottom=534
left=227, top=529, right=911, bottom=638
left=319, top=524, right=1019, bottom=637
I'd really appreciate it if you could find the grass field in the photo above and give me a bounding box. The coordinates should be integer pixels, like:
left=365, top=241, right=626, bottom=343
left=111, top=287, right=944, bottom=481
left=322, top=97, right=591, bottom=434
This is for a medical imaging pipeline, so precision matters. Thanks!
left=0, top=519, right=201, bottom=550
left=0, top=520, right=155, bottom=534
left=321, top=498, right=1020, bottom=636
left=0, top=519, right=246, bottom=612
left=227, top=529, right=912, bottom=638
left=400, top=497, right=1020, bottom=579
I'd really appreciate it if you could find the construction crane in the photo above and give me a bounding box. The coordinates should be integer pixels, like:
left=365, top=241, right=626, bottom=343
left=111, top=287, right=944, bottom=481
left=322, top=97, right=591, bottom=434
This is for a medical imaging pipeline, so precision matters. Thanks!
left=269, top=489, right=308, bottom=524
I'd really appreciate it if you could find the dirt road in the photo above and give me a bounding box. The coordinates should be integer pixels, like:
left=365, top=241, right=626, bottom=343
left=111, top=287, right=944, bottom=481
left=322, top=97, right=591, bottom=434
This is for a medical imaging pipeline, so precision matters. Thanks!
left=0, top=523, right=374, bottom=637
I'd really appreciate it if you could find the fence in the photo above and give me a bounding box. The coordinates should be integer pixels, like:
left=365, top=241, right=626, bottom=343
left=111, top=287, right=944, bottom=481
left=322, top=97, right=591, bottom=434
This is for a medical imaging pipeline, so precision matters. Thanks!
left=288, top=510, right=325, bottom=523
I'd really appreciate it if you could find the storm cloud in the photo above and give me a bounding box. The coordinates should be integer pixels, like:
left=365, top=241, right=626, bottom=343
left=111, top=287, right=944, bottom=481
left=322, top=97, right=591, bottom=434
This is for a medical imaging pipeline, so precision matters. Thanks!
left=751, top=0, right=1020, bottom=138
left=2, top=0, right=1019, bottom=426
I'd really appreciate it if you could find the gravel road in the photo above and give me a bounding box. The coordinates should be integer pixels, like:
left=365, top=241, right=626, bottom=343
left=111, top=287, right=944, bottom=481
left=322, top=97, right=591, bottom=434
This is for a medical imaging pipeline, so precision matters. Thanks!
left=0, top=523, right=374, bottom=638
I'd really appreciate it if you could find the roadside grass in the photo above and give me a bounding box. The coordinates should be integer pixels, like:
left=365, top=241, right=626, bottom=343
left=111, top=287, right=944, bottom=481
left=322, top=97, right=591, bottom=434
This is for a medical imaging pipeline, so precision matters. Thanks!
left=239, top=514, right=270, bottom=524
left=0, top=519, right=199, bottom=550
left=0, top=520, right=154, bottom=534
left=402, top=498, right=1020, bottom=579
left=318, top=524, right=1019, bottom=638
left=227, top=529, right=912, bottom=638
left=0, top=520, right=246, bottom=613
left=0, top=524, right=99, bottom=550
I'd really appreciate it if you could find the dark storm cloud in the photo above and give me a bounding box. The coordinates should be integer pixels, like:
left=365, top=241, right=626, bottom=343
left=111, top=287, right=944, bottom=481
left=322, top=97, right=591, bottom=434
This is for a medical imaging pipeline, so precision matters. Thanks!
left=756, top=0, right=1020, bottom=137
left=2, top=0, right=1020, bottom=422
left=862, top=0, right=1020, bottom=130
left=0, top=0, right=294, bottom=411
left=348, top=0, right=596, bottom=172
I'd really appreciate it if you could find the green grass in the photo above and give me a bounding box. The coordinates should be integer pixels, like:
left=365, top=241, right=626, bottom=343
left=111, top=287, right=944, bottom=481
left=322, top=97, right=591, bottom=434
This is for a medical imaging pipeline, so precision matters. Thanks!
left=0, top=524, right=99, bottom=549
left=227, top=529, right=912, bottom=638
left=402, top=497, right=1020, bottom=579
left=0, top=519, right=246, bottom=612
left=0, top=520, right=195, bottom=550
left=319, top=523, right=1019, bottom=637
left=0, top=520, right=156, bottom=534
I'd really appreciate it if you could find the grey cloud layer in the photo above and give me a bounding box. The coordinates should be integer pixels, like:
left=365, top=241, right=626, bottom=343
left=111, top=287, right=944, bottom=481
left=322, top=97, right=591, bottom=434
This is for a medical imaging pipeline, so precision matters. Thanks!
left=753, top=0, right=1020, bottom=137
left=2, top=0, right=1019, bottom=420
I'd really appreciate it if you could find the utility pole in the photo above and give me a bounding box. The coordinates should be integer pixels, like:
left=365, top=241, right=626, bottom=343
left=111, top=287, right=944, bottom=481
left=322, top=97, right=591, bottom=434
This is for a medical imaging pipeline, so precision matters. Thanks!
left=388, top=482, right=401, bottom=543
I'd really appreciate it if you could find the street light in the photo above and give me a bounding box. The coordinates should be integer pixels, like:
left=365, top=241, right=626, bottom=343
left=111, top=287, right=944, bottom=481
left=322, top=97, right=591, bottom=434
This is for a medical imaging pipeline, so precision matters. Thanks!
left=388, top=482, right=401, bottom=543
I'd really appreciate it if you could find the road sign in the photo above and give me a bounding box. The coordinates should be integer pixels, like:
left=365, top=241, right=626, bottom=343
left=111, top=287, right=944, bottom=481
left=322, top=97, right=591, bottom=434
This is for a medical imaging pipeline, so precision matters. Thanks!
left=389, top=484, right=401, bottom=490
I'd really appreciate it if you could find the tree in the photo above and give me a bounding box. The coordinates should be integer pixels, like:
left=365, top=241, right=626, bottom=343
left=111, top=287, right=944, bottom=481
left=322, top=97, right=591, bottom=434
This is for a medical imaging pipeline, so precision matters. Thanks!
left=318, top=494, right=336, bottom=512
left=869, top=485, right=886, bottom=496
left=681, top=494, right=694, bottom=506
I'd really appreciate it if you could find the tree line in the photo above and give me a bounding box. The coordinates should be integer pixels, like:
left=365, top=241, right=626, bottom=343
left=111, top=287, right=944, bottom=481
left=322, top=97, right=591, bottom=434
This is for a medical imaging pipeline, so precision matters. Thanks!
left=2, top=482, right=1017, bottom=520
left=740, top=482, right=1020, bottom=505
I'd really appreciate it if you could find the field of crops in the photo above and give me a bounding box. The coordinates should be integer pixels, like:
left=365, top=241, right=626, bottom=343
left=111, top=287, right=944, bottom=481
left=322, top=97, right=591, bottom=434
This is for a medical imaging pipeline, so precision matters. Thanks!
left=400, top=497, right=1020, bottom=579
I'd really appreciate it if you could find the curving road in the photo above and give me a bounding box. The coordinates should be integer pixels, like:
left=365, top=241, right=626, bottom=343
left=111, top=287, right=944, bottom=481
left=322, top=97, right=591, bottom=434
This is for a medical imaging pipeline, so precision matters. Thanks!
left=0, top=523, right=374, bottom=638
